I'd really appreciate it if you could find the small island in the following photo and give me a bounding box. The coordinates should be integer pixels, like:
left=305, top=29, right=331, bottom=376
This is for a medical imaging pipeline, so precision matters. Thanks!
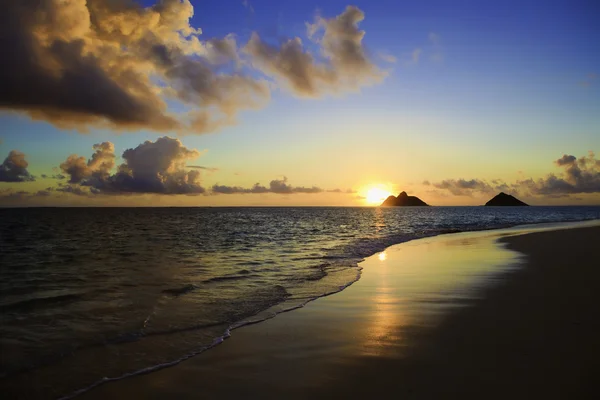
left=381, top=191, right=429, bottom=207
left=485, top=192, right=529, bottom=206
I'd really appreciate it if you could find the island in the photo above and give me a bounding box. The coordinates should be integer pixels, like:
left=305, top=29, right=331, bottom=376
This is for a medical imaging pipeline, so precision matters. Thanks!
left=485, top=192, right=529, bottom=206
left=381, top=191, right=429, bottom=207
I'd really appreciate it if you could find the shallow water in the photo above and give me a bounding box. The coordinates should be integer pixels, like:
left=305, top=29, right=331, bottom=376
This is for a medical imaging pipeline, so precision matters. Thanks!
left=1, top=206, right=599, bottom=398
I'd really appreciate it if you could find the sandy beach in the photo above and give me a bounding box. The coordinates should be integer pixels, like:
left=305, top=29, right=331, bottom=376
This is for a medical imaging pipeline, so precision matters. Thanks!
left=79, top=222, right=600, bottom=399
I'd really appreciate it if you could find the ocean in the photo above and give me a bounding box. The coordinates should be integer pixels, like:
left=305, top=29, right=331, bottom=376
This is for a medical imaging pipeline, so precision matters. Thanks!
left=1, top=206, right=599, bottom=398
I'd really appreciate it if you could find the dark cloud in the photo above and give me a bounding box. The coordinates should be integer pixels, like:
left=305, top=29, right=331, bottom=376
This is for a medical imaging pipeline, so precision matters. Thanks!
left=211, top=177, right=322, bottom=195
left=0, top=150, right=35, bottom=182
left=41, top=173, right=66, bottom=180
left=518, top=152, right=600, bottom=195
left=555, top=155, right=577, bottom=166
left=0, top=0, right=179, bottom=131
left=432, top=179, right=493, bottom=196
left=188, top=166, right=219, bottom=172
left=244, top=6, right=383, bottom=97
left=1, top=2, right=384, bottom=134
left=211, top=183, right=267, bottom=194
left=0, top=0, right=266, bottom=133
left=325, top=188, right=357, bottom=194
left=59, top=137, right=206, bottom=195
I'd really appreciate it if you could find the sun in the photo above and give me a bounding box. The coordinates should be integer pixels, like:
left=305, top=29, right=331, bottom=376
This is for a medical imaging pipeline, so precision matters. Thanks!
left=365, top=186, right=392, bottom=205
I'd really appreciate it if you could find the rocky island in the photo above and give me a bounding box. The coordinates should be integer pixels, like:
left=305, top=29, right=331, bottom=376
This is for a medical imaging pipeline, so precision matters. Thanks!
left=485, top=192, right=529, bottom=206
left=381, top=191, right=429, bottom=207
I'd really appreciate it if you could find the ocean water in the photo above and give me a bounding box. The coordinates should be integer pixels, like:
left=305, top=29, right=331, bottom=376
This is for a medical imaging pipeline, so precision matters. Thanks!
left=1, top=206, right=599, bottom=398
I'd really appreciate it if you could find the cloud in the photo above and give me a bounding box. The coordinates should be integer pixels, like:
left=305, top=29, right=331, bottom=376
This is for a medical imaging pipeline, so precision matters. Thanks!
left=211, top=177, right=322, bottom=195
left=555, top=154, right=577, bottom=166
left=428, top=32, right=444, bottom=62
left=326, top=188, right=356, bottom=193
left=494, top=183, right=511, bottom=193
left=0, top=189, right=29, bottom=199
left=427, top=151, right=600, bottom=199
left=1, top=2, right=386, bottom=134
left=244, top=6, right=384, bottom=97
left=0, top=0, right=269, bottom=133
left=188, top=165, right=219, bottom=172
left=0, top=150, right=35, bottom=182
left=33, top=189, right=53, bottom=197
left=0, top=187, right=55, bottom=200
left=59, top=137, right=206, bottom=195
left=432, top=179, right=494, bottom=196
left=55, top=184, right=93, bottom=196
left=518, top=152, right=600, bottom=195
left=211, top=183, right=267, bottom=194
left=242, top=0, right=254, bottom=13
left=378, top=52, right=397, bottom=63
left=428, top=32, right=441, bottom=45
left=61, top=142, right=115, bottom=183
left=580, top=73, right=597, bottom=88
left=411, top=48, right=422, bottom=64
left=41, top=173, right=66, bottom=180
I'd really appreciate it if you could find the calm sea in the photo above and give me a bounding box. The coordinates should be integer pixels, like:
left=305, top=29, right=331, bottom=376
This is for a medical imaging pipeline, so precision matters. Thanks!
left=1, top=206, right=599, bottom=398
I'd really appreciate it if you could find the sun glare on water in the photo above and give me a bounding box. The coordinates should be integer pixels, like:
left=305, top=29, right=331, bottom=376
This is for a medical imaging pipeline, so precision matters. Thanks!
left=365, top=187, right=392, bottom=205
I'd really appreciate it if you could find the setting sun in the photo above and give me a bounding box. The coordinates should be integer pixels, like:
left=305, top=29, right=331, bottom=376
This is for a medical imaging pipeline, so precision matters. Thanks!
left=366, top=187, right=392, bottom=205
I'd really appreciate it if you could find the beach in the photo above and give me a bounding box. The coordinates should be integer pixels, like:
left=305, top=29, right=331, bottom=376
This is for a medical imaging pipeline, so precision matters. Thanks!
left=79, top=222, right=600, bottom=399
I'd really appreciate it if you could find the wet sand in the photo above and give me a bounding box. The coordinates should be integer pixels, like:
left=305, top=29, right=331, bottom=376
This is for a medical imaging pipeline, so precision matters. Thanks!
left=83, top=223, right=600, bottom=399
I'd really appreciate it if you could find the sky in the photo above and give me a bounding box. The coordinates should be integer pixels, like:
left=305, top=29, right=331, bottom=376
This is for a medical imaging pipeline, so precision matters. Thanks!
left=0, top=0, right=599, bottom=206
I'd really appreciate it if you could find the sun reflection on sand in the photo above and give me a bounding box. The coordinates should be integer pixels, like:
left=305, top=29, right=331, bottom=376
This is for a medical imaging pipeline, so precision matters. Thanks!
left=362, top=251, right=404, bottom=356
left=356, top=231, right=527, bottom=358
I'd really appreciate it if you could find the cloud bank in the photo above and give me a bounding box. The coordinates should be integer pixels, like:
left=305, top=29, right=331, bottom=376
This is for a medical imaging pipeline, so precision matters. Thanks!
left=428, top=152, right=600, bottom=199
left=518, top=152, right=600, bottom=196
left=48, top=138, right=343, bottom=198
left=0, top=150, right=35, bottom=182
left=60, top=137, right=205, bottom=195
left=0, top=1, right=383, bottom=133
left=431, top=178, right=494, bottom=196
left=212, top=177, right=323, bottom=195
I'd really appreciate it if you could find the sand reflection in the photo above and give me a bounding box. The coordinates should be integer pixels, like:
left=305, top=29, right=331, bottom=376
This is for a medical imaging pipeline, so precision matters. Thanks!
left=362, top=251, right=404, bottom=356
left=358, top=231, right=523, bottom=357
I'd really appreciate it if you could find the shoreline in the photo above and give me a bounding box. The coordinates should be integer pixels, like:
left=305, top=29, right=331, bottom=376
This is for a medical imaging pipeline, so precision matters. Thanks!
left=55, top=218, right=596, bottom=398
left=79, top=220, right=600, bottom=399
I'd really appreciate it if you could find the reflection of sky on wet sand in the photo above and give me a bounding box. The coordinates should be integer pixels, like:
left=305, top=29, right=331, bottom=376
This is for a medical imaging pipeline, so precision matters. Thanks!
left=330, top=221, right=600, bottom=360
left=355, top=231, right=523, bottom=357
left=362, top=251, right=405, bottom=357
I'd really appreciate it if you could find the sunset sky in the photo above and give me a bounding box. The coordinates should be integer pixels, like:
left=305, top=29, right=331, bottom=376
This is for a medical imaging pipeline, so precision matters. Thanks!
left=1, top=0, right=598, bottom=206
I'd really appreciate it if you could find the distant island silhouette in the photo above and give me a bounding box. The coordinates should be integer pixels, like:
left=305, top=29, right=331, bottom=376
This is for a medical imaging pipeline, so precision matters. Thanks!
left=381, top=191, right=429, bottom=207
left=485, top=192, right=529, bottom=206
